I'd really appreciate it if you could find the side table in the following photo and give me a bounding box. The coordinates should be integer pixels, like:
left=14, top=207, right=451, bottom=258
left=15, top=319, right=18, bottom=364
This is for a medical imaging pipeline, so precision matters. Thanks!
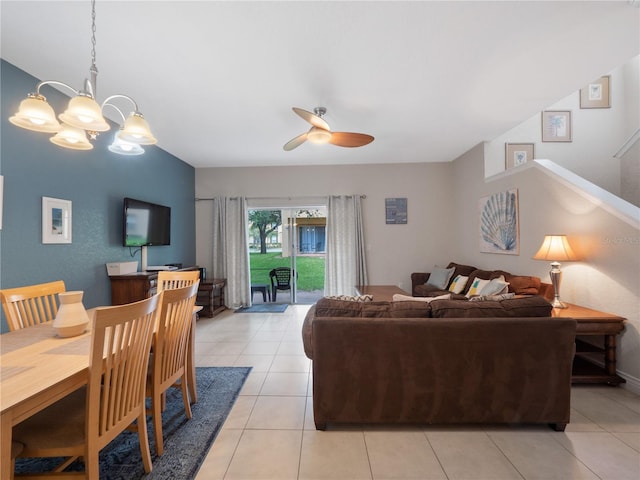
left=196, top=278, right=226, bottom=317
left=553, top=303, right=626, bottom=385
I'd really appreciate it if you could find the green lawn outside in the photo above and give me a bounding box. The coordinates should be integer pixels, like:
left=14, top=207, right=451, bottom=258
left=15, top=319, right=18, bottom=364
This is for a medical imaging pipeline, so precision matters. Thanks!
left=250, top=252, right=325, bottom=291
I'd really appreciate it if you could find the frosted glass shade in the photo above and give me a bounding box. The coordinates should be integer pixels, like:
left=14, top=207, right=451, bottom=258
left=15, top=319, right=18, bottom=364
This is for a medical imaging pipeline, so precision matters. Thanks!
left=108, top=132, right=145, bottom=155
left=59, top=95, right=110, bottom=132
left=53, top=291, right=90, bottom=337
left=9, top=94, right=62, bottom=133
left=307, top=126, right=332, bottom=144
left=117, top=113, right=157, bottom=145
left=50, top=124, right=94, bottom=150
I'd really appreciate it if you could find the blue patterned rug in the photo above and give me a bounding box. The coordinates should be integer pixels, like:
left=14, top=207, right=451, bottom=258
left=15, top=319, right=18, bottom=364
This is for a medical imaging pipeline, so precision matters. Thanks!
left=14, top=366, right=251, bottom=479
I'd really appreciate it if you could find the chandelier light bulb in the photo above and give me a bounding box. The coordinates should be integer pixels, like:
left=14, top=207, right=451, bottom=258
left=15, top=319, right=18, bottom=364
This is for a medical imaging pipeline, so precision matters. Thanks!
left=117, top=113, right=157, bottom=145
left=59, top=95, right=110, bottom=132
left=50, top=124, right=93, bottom=150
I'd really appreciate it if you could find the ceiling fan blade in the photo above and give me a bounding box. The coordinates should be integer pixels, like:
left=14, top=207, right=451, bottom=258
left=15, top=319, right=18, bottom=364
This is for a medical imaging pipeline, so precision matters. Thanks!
left=292, top=107, right=330, bottom=130
left=329, top=132, right=374, bottom=148
left=283, top=132, right=308, bottom=151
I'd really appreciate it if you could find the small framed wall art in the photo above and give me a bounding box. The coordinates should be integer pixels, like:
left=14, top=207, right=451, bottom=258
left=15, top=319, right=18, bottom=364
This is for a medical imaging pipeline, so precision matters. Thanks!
left=542, top=110, right=572, bottom=142
left=385, top=197, right=407, bottom=224
left=580, top=75, right=610, bottom=109
left=505, top=143, right=534, bottom=169
left=42, top=196, right=72, bottom=244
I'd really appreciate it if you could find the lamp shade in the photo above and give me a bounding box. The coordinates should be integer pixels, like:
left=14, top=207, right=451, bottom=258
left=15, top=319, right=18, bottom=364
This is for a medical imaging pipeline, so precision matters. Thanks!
left=50, top=124, right=93, bottom=150
left=9, top=94, right=62, bottom=133
left=307, top=126, right=332, bottom=144
left=533, top=235, right=580, bottom=262
left=117, top=113, right=157, bottom=145
left=108, top=132, right=145, bottom=156
left=59, top=95, right=110, bottom=132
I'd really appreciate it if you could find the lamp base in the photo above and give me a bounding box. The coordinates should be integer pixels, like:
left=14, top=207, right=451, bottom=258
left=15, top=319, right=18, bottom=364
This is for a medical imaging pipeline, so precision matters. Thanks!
left=551, top=298, right=568, bottom=309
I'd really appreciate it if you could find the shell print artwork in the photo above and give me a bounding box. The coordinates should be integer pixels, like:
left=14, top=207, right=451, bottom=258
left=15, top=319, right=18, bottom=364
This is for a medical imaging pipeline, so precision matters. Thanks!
left=478, top=189, right=519, bottom=254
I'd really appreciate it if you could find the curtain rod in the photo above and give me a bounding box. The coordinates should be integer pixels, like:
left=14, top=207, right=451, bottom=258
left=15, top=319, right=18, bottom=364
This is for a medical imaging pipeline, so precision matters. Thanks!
left=195, top=194, right=366, bottom=201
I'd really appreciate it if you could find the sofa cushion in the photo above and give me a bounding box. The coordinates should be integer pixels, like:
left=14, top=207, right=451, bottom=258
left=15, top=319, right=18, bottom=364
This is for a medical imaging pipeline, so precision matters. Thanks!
left=501, top=296, right=552, bottom=317
left=425, top=266, right=455, bottom=289
left=302, top=305, right=316, bottom=359
left=360, top=301, right=391, bottom=317
left=315, top=298, right=362, bottom=317
left=388, top=301, right=432, bottom=318
left=430, top=299, right=511, bottom=318
left=506, top=275, right=542, bottom=295
left=414, top=284, right=450, bottom=297
left=445, top=262, right=478, bottom=280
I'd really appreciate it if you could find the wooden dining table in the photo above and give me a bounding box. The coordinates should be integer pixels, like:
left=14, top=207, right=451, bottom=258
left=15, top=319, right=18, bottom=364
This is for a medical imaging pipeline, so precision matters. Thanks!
left=0, top=305, right=201, bottom=479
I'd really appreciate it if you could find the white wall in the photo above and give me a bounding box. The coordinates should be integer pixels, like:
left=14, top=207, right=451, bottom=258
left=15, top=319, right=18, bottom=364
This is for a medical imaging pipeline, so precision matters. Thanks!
left=194, top=163, right=454, bottom=293
left=453, top=144, right=640, bottom=390
left=484, top=55, right=640, bottom=198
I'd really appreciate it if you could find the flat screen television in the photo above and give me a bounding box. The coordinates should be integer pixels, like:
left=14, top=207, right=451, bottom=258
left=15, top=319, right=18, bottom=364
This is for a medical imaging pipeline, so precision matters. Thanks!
left=123, top=197, right=171, bottom=247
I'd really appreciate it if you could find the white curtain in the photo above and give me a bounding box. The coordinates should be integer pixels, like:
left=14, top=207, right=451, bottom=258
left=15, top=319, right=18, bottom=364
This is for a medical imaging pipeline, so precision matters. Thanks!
left=324, top=195, right=368, bottom=295
left=212, top=196, right=251, bottom=307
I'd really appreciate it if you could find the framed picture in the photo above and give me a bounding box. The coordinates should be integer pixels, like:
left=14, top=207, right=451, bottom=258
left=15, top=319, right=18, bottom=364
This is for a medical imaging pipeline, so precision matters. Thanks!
left=505, top=143, right=534, bottom=169
left=580, top=75, right=610, bottom=109
left=478, top=189, right=519, bottom=255
left=542, top=110, right=572, bottom=142
left=385, top=197, right=407, bottom=224
left=42, top=196, right=72, bottom=244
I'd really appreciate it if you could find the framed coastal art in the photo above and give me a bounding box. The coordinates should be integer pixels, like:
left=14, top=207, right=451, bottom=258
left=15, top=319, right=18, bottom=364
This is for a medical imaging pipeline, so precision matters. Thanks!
left=42, top=196, right=72, bottom=244
left=542, top=110, right=572, bottom=142
left=580, top=75, right=610, bottom=109
left=478, top=189, right=519, bottom=255
left=385, top=197, right=408, bottom=224
left=505, top=143, right=534, bottom=169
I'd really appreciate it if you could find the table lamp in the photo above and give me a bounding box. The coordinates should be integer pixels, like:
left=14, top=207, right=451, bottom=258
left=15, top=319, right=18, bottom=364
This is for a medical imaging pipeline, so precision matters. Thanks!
left=533, top=234, right=580, bottom=309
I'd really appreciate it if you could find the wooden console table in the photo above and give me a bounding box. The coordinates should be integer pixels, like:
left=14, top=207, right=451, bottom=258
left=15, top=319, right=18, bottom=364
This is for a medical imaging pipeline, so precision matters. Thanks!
left=108, top=266, right=199, bottom=305
left=354, top=285, right=410, bottom=302
left=552, top=303, right=626, bottom=385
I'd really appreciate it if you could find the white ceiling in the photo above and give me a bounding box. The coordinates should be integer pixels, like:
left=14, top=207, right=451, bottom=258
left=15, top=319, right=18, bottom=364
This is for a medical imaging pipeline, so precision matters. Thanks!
left=2, top=1, right=639, bottom=168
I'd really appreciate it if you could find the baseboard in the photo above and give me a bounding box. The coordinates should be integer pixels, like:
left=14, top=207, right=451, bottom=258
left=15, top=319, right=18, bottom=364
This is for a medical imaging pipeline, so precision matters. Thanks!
left=619, top=370, right=640, bottom=395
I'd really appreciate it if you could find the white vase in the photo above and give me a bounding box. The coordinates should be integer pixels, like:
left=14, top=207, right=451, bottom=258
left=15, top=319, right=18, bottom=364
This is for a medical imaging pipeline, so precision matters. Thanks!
left=53, top=291, right=90, bottom=338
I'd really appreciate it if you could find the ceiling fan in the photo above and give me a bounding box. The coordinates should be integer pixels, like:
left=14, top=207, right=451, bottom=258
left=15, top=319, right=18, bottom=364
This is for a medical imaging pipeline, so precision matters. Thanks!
left=283, top=107, right=374, bottom=151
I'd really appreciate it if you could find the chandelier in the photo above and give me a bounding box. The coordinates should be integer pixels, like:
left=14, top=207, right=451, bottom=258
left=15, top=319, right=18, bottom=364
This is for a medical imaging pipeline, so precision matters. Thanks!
left=9, top=0, right=156, bottom=155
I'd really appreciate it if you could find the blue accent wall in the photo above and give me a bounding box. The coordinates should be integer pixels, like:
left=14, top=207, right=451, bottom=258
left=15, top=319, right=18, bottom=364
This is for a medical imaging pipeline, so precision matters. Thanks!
left=0, top=60, right=196, bottom=332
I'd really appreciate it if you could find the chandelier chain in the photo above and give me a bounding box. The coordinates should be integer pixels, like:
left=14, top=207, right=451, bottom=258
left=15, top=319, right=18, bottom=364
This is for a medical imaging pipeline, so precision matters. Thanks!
left=91, top=0, right=97, bottom=66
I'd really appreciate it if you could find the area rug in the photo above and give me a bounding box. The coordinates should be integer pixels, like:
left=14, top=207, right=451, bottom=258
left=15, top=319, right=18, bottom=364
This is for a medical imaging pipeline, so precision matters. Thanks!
left=14, top=366, right=251, bottom=480
left=235, top=303, right=288, bottom=313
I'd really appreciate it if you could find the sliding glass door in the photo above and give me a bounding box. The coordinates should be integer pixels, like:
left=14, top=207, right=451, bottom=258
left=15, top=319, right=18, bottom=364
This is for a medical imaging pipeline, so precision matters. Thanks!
left=247, top=204, right=325, bottom=305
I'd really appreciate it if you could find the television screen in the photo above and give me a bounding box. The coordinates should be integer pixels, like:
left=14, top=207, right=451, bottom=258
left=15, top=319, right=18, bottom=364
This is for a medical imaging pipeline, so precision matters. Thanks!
left=123, top=197, right=171, bottom=247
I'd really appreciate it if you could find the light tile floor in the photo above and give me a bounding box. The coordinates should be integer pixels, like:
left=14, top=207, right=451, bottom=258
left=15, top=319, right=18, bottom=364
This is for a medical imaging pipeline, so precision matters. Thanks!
left=193, top=305, right=640, bottom=480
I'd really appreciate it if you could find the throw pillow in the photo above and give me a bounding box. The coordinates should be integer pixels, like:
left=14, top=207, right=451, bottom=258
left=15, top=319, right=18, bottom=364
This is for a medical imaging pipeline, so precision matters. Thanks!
left=425, top=266, right=455, bottom=289
left=448, top=275, right=468, bottom=294
left=324, top=294, right=373, bottom=302
left=392, top=293, right=451, bottom=302
left=465, top=278, right=490, bottom=297
left=479, top=276, right=509, bottom=296
left=507, top=275, right=542, bottom=295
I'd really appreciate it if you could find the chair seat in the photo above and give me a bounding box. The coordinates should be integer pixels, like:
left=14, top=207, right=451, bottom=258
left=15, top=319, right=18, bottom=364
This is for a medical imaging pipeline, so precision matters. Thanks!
left=14, top=388, right=86, bottom=455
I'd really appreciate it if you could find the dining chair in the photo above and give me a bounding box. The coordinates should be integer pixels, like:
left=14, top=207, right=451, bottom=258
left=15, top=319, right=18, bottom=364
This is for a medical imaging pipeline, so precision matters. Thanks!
left=147, top=282, right=199, bottom=456
left=0, top=280, right=66, bottom=331
left=157, top=270, right=200, bottom=292
left=269, top=267, right=295, bottom=302
left=12, top=294, right=160, bottom=479
left=156, top=269, right=200, bottom=404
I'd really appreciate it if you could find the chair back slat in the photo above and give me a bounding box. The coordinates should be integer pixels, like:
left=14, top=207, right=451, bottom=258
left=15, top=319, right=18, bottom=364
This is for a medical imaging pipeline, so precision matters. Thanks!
left=157, top=271, right=200, bottom=292
left=0, top=280, right=66, bottom=331
left=87, top=295, right=159, bottom=448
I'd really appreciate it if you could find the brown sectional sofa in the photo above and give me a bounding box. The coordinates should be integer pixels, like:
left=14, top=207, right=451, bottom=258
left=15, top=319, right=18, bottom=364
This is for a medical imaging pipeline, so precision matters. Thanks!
left=411, top=261, right=554, bottom=301
left=302, top=295, right=576, bottom=432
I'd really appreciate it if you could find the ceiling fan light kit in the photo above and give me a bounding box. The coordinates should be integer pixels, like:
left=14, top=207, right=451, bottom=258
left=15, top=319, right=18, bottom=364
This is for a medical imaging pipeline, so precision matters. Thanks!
left=283, top=106, right=374, bottom=151
left=8, top=0, right=156, bottom=155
